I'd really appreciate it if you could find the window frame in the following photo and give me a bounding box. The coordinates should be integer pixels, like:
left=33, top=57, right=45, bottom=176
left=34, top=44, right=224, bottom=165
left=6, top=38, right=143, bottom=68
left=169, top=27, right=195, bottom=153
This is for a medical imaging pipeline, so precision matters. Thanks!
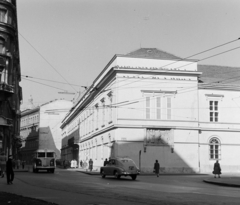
left=209, top=137, right=221, bottom=160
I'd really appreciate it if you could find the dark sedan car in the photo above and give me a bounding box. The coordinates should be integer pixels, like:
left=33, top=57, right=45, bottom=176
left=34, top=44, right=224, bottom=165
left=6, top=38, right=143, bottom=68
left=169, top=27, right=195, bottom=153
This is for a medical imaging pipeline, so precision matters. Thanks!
left=100, top=157, right=140, bottom=180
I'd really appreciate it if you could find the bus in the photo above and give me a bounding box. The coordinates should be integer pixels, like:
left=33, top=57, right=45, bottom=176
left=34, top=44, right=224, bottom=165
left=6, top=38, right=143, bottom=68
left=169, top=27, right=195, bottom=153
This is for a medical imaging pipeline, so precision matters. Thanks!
left=32, top=149, right=56, bottom=173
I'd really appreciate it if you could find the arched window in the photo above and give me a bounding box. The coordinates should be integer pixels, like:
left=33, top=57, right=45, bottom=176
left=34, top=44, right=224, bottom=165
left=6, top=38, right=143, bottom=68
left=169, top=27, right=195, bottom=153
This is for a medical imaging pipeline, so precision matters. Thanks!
left=209, top=138, right=221, bottom=160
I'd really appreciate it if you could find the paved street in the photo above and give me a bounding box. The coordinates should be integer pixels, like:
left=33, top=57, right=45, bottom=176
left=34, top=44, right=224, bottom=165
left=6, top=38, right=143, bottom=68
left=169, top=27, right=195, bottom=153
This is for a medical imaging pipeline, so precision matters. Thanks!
left=1, top=168, right=240, bottom=205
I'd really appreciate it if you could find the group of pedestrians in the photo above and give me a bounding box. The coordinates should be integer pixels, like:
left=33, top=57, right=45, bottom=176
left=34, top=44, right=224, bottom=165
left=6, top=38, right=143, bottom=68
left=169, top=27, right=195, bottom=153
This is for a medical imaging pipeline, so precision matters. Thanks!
left=79, top=159, right=94, bottom=171
left=153, top=159, right=221, bottom=178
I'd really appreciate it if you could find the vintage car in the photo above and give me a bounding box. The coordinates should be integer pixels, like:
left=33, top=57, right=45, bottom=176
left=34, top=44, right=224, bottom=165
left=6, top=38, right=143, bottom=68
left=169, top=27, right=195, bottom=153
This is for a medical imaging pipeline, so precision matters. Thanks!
left=100, top=157, right=140, bottom=180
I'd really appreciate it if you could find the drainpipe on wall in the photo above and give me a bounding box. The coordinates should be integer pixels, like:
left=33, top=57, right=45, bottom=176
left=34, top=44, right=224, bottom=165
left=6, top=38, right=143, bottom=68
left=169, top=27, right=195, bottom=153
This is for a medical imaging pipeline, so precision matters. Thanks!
left=197, top=79, right=201, bottom=173
left=139, top=150, right=141, bottom=171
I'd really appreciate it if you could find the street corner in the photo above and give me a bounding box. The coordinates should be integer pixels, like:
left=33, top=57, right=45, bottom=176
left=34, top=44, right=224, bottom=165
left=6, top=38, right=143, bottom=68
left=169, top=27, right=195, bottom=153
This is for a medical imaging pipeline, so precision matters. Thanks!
left=203, top=176, right=240, bottom=187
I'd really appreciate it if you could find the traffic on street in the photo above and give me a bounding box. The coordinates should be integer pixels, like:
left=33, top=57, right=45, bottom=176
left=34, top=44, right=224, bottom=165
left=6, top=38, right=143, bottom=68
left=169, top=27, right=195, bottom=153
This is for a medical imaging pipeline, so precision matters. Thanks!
left=1, top=168, right=240, bottom=205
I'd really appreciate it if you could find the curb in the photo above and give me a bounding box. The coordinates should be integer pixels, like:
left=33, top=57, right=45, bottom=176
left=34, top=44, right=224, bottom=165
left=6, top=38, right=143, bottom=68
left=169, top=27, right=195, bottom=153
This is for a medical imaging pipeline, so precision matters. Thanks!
left=203, top=179, right=240, bottom=188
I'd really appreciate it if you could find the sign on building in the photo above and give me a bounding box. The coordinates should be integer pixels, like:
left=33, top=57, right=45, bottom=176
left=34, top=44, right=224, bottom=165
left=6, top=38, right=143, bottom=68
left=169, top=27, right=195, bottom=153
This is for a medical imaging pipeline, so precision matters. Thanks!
left=144, top=128, right=174, bottom=146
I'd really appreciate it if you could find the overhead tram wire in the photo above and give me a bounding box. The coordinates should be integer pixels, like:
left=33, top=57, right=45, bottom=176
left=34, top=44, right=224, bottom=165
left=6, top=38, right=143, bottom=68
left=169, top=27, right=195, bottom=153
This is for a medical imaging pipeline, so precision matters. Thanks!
left=157, top=38, right=240, bottom=69
left=18, top=32, right=77, bottom=92
left=103, top=44, right=240, bottom=94
left=22, top=77, right=69, bottom=91
left=21, top=75, right=87, bottom=88
left=100, top=37, right=240, bottom=93
left=52, top=39, right=240, bottom=116
left=175, top=46, right=240, bottom=70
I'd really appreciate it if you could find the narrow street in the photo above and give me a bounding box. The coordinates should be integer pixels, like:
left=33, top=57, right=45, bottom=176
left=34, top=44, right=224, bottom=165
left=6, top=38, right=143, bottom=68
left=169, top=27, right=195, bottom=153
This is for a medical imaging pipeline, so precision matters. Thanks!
left=1, top=168, right=240, bottom=205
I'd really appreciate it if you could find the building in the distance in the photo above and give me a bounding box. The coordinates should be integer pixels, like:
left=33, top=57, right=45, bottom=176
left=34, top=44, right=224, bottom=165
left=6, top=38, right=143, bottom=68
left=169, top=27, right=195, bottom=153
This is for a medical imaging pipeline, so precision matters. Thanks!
left=0, top=0, right=22, bottom=157
left=19, top=99, right=73, bottom=163
left=61, top=48, right=240, bottom=174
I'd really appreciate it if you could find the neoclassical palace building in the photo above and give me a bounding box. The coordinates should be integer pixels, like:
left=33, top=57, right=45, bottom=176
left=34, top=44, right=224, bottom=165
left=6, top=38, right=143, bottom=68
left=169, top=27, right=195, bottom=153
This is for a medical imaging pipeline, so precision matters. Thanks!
left=61, top=48, right=240, bottom=173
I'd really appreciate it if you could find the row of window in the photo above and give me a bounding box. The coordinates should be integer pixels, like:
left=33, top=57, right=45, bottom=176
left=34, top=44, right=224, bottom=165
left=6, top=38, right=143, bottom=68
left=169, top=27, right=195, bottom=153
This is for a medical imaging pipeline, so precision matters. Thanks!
left=144, top=96, right=219, bottom=122
left=80, top=143, right=111, bottom=161
left=21, top=114, right=39, bottom=127
left=67, top=92, right=113, bottom=137
left=78, top=137, right=221, bottom=161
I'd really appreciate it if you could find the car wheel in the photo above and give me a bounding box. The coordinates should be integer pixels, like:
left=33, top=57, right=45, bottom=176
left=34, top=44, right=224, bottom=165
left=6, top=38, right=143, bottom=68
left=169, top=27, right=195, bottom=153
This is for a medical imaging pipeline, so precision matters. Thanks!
left=131, top=174, right=137, bottom=180
left=114, top=171, right=121, bottom=179
left=101, top=170, right=106, bottom=178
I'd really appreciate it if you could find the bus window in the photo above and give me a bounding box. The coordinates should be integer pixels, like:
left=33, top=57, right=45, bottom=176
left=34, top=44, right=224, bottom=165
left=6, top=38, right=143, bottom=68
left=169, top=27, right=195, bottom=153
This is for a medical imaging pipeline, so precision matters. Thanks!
left=47, top=152, right=54, bottom=158
left=37, top=152, right=45, bottom=158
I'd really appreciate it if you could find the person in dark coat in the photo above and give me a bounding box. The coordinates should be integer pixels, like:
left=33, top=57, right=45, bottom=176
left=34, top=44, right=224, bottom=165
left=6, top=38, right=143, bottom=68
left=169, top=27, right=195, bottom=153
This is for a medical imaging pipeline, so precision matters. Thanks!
left=89, top=159, right=93, bottom=171
left=104, top=158, right=108, bottom=166
left=213, top=160, right=221, bottom=178
left=154, top=160, right=160, bottom=177
left=6, top=155, right=14, bottom=185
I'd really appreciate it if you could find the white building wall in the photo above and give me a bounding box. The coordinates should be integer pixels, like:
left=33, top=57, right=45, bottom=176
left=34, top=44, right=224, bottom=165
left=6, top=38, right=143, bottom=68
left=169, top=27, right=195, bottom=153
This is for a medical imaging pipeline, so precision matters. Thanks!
left=61, top=53, right=240, bottom=174
left=39, top=100, right=73, bottom=159
left=198, top=88, right=240, bottom=173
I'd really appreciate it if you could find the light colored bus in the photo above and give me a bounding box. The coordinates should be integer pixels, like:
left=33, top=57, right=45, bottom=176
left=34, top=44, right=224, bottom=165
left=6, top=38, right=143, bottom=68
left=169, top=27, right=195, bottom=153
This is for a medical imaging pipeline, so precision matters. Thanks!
left=32, top=149, right=56, bottom=173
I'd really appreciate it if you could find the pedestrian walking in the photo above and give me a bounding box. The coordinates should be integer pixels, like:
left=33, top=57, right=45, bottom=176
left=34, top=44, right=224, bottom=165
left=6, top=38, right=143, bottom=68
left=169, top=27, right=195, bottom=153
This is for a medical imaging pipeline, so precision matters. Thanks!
left=16, top=159, right=20, bottom=169
left=104, top=158, right=108, bottom=166
left=213, top=160, right=221, bottom=178
left=89, top=159, right=93, bottom=171
left=153, top=160, right=160, bottom=177
left=6, top=155, right=14, bottom=185
left=80, top=160, right=83, bottom=167
left=21, top=160, right=25, bottom=169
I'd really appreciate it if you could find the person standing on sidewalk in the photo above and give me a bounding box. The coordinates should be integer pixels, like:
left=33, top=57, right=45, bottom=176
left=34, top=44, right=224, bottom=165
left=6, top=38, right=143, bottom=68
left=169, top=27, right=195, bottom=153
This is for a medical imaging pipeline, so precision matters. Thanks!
left=213, top=160, right=221, bottom=178
left=16, top=159, right=20, bottom=169
left=104, top=158, right=108, bottom=166
left=6, top=155, right=14, bottom=185
left=153, top=160, right=160, bottom=177
left=89, top=159, right=93, bottom=171
left=21, top=160, right=25, bottom=169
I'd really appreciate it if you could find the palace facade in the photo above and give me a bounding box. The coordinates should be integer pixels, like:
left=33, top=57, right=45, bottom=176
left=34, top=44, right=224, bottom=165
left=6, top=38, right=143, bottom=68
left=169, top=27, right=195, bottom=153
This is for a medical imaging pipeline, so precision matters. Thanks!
left=61, top=48, right=240, bottom=173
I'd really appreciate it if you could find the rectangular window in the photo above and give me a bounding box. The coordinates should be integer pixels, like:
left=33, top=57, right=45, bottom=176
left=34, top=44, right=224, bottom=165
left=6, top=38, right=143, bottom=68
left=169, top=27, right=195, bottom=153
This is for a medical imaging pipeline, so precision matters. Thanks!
left=0, top=9, right=6, bottom=23
left=92, top=109, right=94, bottom=132
left=167, top=97, right=171, bottom=120
left=95, top=105, right=99, bottom=129
left=145, top=95, right=172, bottom=120
left=210, top=101, right=218, bottom=122
left=109, top=94, right=113, bottom=122
left=100, top=99, right=105, bottom=126
left=156, top=97, right=161, bottom=119
left=146, top=97, right=150, bottom=119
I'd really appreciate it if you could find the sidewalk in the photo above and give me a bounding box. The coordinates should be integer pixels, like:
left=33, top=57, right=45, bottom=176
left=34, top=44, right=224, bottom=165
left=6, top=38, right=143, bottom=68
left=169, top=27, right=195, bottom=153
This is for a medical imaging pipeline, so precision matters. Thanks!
left=203, top=173, right=240, bottom=188
left=22, top=165, right=240, bottom=188
left=71, top=167, right=240, bottom=188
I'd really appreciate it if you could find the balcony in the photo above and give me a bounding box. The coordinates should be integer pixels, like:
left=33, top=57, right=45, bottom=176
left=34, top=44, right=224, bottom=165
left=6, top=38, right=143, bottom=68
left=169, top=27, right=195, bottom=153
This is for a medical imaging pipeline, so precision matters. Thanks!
left=0, top=82, right=14, bottom=100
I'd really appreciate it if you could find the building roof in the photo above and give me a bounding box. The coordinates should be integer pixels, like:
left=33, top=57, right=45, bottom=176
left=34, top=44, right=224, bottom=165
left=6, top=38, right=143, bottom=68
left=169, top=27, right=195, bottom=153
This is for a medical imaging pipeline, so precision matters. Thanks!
left=124, top=48, right=182, bottom=60
left=198, top=64, right=240, bottom=85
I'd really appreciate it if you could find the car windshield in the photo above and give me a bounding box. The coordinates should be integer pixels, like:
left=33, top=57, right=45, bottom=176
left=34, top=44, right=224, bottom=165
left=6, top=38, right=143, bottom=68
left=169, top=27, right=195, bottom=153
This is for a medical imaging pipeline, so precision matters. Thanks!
left=37, top=152, right=45, bottom=158
left=46, top=152, right=54, bottom=157
left=119, top=159, right=136, bottom=166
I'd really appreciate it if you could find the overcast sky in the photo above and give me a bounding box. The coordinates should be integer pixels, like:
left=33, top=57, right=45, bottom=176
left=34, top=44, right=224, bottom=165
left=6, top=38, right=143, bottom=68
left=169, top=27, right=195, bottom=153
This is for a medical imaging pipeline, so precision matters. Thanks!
left=17, top=0, right=240, bottom=109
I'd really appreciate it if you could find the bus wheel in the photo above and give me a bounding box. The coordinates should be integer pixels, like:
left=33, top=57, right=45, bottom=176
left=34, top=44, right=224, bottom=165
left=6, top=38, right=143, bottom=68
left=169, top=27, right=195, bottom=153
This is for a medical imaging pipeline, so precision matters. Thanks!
left=35, top=169, right=38, bottom=173
left=51, top=169, right=55, bottom=173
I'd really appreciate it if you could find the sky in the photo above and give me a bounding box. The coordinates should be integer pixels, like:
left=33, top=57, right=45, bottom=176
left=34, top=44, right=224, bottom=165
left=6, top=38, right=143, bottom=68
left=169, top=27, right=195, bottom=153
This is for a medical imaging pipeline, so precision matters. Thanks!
left=17, top=0, right=240, bottom=110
